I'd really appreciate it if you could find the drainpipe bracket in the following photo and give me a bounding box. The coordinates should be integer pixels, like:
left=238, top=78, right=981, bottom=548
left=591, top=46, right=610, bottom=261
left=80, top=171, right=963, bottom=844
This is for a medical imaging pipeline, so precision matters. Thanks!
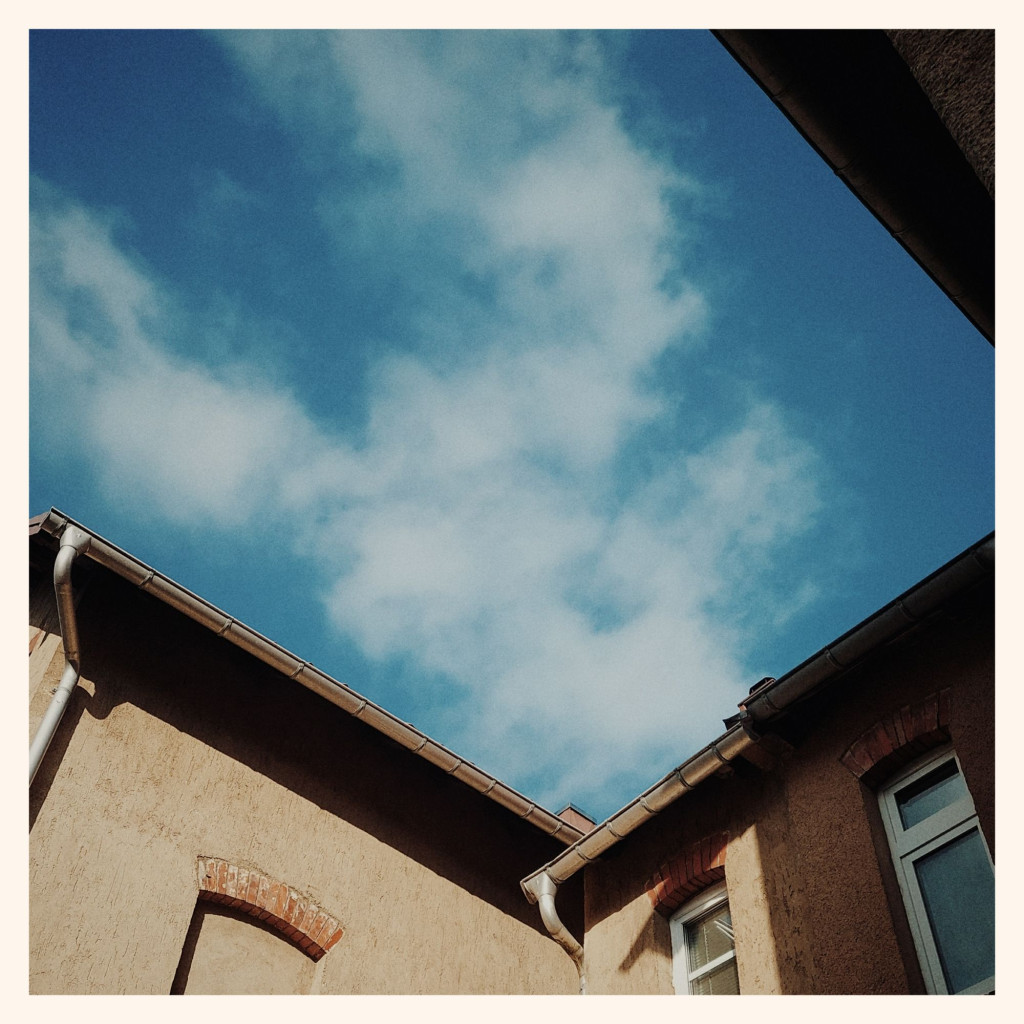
left=733, top=711, right=787, bottom=773
left=736, top=709, right=760, bottom=741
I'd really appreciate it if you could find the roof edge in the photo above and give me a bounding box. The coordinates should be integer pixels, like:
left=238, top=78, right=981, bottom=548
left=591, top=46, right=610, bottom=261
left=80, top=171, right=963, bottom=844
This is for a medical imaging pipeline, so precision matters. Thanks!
left=713, top=29, right=994, bottom=344
left=30, top=509, right=584, bottom=847
left=521, top=530, right=994, bottom=896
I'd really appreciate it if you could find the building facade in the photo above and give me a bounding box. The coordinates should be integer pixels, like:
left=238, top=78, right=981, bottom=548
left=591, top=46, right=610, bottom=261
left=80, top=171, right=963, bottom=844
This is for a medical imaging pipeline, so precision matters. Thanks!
left=29, top=512, right=994, bottom=994
left=535, top=534, right=994, bottom=994
left=29, top=511, right=583, bottom=994
left=28, top=29, right=995, bottom=997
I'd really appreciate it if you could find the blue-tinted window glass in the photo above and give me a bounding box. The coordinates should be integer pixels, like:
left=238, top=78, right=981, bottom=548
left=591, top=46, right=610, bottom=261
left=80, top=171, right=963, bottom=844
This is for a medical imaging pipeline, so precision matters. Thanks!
left=914, top=829, right=995, bottom=993
left=896, top=758, right=968, bottom=830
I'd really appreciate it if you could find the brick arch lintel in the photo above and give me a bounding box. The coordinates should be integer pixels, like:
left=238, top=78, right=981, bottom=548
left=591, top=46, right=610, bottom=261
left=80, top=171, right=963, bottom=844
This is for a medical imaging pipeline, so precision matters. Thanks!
left=840, top=687, right=952, bottom=787
left=197, top=857, right=343, bottom=961
left=644, top=830, right=730, bottom=917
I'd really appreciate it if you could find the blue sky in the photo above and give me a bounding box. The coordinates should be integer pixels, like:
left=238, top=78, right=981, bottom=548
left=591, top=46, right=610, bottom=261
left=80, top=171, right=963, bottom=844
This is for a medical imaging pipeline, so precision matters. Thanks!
left=29, top=29, right=993, bottom=822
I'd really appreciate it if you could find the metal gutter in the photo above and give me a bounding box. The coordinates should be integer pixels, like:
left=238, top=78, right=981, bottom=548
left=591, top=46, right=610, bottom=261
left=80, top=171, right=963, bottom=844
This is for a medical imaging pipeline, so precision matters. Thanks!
left=520, top=531, right=994, bottom=958
left=29, top=509, right=584, bottom=845
left=741, top=532, right=994, bottom=723
left=521, top=723, right=756, bottom=897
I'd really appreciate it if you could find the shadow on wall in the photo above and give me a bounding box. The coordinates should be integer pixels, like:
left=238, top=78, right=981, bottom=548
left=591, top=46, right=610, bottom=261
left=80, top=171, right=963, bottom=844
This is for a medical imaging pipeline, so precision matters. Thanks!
left=615, top=903, right=672, bottom=980
left=28, top=554, right=584, bottom=940
left=171, top=901, right=320, bottom=995
left=606, top=797, right=805, bottom=994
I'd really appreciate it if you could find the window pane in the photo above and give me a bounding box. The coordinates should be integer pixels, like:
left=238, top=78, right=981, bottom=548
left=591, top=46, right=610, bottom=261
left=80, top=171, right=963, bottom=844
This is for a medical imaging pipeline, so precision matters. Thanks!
left=896, top=758, right=968, bottom=830
left=690, top=958, right=740, bottom=995
left=914, top=829, right=995, bottom=993
left=686, top=903, right=734, bottom=971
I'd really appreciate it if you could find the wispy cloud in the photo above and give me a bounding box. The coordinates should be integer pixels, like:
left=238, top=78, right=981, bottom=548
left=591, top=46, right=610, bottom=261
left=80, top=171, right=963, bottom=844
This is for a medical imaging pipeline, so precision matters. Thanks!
left=31, top=32, right=824, bottom=816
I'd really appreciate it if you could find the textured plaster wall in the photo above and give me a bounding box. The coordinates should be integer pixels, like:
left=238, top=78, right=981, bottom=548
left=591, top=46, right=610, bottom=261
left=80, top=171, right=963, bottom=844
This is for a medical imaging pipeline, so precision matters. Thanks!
left=581, top=772, right=801, bottom=995
left=582, top=874, right=674, bottom=995
left=767, top=737, right=906, bottom=993
left=581, top=586, right=994, bottom=995
left=28, top=556, right=578, bottom=995
left=177, top=904, right=319, bottom=994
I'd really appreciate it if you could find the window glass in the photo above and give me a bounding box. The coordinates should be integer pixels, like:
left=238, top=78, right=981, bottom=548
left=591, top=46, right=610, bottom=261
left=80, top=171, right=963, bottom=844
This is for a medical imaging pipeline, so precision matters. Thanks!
left=895, top=758, right=968, bottom=830
left=879, top=746, right=994, bottom=994
left=689, top=958, right=740, bottom=996
left=914, top=828, right=995, bottom=994
left=671, top=883, right=740, bottom=995
left=685, top=902, right=734, bottom=970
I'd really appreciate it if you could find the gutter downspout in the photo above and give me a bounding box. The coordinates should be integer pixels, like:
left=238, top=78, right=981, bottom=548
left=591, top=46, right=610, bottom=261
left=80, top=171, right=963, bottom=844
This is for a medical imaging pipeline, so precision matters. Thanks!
left=521, top=722, right=757, bottom=989
left=29, top=525, right=91, bottom=785
left=519, top=531, right=993, bottom=975
left=530, top=871, right=586, bottom=992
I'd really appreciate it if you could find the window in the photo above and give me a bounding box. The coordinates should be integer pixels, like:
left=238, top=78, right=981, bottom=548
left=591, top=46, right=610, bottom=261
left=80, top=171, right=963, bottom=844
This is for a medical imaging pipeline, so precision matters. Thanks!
left=879, top=746, right=994, bottom=994
left=669, top=881, right=739, bottom=995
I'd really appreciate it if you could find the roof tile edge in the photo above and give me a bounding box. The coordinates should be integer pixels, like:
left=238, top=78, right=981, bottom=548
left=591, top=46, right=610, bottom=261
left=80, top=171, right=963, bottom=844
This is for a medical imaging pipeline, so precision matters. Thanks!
left=30, top=508, right=584, bottom=847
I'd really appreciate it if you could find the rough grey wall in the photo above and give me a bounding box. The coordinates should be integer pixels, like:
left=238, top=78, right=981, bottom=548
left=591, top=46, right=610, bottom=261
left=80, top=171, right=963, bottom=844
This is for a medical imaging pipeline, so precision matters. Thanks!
left=887, top=29, right=995, bottom=197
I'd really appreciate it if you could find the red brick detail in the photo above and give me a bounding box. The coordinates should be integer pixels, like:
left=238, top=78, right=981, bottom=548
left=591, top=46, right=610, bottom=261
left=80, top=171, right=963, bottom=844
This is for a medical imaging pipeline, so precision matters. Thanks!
left=196, top=858, right=343, bottom=961
left=557, top=806, right=597, bottom=833
left=840, top=689, right=951, bottom=786
left=644, top=831, right=730, bottom=916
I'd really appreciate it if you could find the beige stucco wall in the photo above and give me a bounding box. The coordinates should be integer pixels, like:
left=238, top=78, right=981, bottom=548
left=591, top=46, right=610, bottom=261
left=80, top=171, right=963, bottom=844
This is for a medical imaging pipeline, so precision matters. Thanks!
left=581, top=770, right=809, bottom=995
left=29, top=553, right=579, bottom=995
left=177, top=904, right=319, bottom=994
left=581, top=582, right=994, bottom=995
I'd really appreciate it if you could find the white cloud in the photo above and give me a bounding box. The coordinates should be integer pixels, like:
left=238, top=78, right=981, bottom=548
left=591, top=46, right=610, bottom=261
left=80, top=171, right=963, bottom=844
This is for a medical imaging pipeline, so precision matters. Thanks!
left=32, top=33, right=825, bottom=816
left=87, top=364, right=316, bottom=525
left=31, top=190, right=318, bottom=527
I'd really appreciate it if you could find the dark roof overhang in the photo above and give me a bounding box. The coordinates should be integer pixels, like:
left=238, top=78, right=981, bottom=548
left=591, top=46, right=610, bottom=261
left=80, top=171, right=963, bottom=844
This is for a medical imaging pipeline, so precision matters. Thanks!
left=714, top=29, right=994, bottom=345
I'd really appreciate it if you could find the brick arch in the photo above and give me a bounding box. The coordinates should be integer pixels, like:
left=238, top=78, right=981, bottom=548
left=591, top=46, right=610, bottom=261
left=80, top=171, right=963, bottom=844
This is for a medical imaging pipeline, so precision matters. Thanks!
left=644, top=831, right=730, bottom=917
left=196, top=858, right=343, bottom=961
left=840, top=688, right=951, bottom=787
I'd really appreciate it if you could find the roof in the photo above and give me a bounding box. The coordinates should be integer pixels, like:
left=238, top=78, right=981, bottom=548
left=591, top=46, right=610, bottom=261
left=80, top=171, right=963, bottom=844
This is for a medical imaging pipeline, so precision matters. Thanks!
left=714, top=29, right=994, bottom=344
left=522, top=530, right=993, bottom=899
left=30, top=508, right=585, bottom=846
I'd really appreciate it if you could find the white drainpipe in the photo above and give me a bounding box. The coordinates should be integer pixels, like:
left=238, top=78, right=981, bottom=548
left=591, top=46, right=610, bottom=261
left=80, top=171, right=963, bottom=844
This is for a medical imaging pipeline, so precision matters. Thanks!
left=521, top=723, right=757, bottom=988
left=27, top=511, right=584, bottom=846
left=534, top=870, right=586, bottom=993
left=29, top=526, right=91, bottom=785
left=520, top=532, right=994, bottom=983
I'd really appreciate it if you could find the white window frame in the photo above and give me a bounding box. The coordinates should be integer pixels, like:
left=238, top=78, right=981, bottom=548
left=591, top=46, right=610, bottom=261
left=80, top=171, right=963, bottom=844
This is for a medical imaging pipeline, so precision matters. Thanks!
left=669, top=881, right=739, bottom=995
left=878, top=745, right=994, bottom=994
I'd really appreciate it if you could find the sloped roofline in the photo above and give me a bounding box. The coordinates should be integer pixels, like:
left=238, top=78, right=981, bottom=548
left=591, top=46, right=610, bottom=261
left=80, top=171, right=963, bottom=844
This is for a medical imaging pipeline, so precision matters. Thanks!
left=29, top=508, right=584, bottom=846
left=713, top=29, right=994, bottom=344
left=521, top=530, right=994, bottom=898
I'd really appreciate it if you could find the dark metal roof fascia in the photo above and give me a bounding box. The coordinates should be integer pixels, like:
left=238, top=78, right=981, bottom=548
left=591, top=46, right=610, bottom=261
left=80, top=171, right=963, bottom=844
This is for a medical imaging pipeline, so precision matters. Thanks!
left=30, top=509, right=584, bottom=846
left=743, top=532, right=994, bottom=723
left=521, top=530, right=994, bottom=895
left=522, top=723, right=756, bottom=899
left=713, top=29, right=994, bottom=344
